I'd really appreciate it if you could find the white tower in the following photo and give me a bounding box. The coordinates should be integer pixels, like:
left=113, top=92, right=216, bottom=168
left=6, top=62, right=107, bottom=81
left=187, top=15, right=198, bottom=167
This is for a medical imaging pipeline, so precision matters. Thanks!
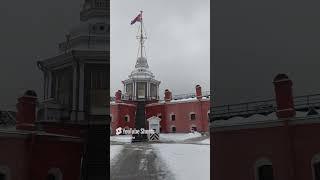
left=37, top=0, right=109, bottom=122
left=122, top=11, right=160, bottom=101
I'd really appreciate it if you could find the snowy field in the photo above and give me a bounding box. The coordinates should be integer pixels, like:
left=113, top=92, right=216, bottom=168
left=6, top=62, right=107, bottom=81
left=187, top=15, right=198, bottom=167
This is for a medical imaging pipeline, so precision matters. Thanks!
left=110, top=145, right=123, bottom=164
left=110, top=135, right=132, bottom=143
left=110, top=132, right=204, bottom=143
left=153, top=143, right=210, bottom=180
left=159, top=132, right=203, bottom=142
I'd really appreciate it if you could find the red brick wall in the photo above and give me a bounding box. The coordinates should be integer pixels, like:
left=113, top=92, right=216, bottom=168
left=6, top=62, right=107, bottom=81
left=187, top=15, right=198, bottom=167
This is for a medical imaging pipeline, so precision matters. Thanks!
left=147, top=100, right=210, bottom=133
left=110, top=103, right=136, bottom=135
left=211, top=122, right=320, bottom=180
left=30, top=135, right=82, bottom=180
left=146, top=104, right=167, bottom=133
left=110, top=99, right=210, bottom=134
left=212, top=126, right=292, bottom=180
left=0, top=137, right=29, bottom=180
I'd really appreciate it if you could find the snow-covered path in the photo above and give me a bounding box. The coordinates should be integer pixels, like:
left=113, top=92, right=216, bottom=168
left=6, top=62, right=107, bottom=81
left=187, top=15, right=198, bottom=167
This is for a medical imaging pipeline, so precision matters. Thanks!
left=110, top=143, right=174, bottom=180
left=110, top=134, right=210, bottom=180
left=152, top=143, right=210, bottom=180
left=110, top=145, right=123, bottom=165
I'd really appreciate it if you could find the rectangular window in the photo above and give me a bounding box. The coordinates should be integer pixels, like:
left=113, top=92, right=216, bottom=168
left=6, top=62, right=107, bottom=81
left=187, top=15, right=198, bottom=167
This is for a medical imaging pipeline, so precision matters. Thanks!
left=190, top=113, right=196, bottom=120
left=51, top=67, right=73, bottom=107
left=137, top=82, right=146, bottom=99
left=124, top=116, right=129, bottom=122
left=150, top=83, right=157, bottom=98
left=171, top=114, right=176, bottom=121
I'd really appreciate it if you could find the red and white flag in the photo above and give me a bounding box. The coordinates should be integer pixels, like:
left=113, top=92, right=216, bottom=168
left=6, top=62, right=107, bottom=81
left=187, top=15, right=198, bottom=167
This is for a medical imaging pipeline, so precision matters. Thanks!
left=130, top=13, right=142, bottom=25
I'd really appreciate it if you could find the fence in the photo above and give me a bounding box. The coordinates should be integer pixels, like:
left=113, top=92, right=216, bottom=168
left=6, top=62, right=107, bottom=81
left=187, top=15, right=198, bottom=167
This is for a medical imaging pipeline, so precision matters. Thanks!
left=210, top=93, right=320, bottom=121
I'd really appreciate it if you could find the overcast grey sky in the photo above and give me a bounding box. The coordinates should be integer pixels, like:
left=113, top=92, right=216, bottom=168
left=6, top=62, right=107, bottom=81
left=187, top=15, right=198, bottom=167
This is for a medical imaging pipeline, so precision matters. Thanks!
left=110, top=0, right=210, bottom=98
left=212, top=0, right=320, bottom=106
left=0, top=0, right=80, bottom=110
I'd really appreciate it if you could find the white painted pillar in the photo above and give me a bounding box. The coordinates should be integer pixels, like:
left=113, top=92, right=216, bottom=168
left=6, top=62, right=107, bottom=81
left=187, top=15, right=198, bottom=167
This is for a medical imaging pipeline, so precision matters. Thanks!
left=48, top=72, right=52, bottom=98
left=71, top=62, right=78, bottom=121
left=78, top=62, right=85, bottom=120
left=147, top=82, right=150, bottom=99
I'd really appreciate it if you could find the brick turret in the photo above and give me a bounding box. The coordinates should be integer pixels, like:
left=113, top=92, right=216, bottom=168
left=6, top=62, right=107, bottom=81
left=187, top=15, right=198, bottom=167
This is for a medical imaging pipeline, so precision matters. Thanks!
left=16, top=90, right=38, bottom=131
left=273, top=74, right=295, bottom=118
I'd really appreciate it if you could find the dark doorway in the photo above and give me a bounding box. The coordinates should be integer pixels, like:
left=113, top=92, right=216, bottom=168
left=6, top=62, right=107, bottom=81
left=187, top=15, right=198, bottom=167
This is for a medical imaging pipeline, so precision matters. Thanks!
left=0, top=173, right=6, bottom=180
left=258, top=165, right=274, bottom=180
left=47, top=174, right=56, bottom=180
left=314, top=162, right=320, bottom=180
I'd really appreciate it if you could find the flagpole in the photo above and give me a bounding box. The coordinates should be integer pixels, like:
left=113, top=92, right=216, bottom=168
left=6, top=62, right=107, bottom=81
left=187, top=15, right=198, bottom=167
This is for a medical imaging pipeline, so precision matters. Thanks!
left=140, top=10, right=143, bottom=58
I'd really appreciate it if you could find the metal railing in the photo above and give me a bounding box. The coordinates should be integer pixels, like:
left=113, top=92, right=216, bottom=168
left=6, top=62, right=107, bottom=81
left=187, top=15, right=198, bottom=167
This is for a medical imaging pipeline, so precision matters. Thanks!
left=210, top=93, right=320, bottom=121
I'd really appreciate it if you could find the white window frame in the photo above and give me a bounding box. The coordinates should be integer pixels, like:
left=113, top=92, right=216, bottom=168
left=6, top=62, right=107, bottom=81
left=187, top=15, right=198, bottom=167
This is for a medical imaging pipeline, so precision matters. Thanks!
left=0, top=165, right=10, bottom=180
left=312, top=153, right=320, bottom=180
left=189, top=112, right=196, bottom=121
left=254, top=158, right=273, bottom=180
left=48, top=168, right=63, bottom=180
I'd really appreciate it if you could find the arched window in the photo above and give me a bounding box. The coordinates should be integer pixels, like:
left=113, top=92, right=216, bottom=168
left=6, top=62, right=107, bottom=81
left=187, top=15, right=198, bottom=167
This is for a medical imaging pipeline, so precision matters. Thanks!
left=171, top=126, right=176, bottom=133
left=190, top=125, right=197, bottom=132
left=0, top=166, right=10, bottom=180
left=254, top=158, right=274, bottom=180
left=47, top=168, right=62, bottom=180
left=312, top=153, right=320, bottom=180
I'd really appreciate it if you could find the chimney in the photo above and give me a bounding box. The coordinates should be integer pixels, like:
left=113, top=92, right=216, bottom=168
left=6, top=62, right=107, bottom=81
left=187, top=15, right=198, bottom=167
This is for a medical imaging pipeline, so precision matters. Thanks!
left=16, top=90, right=38, bottom=131
left=164, top=89, right=172, bottom=102
left=273, top=74, right=295, bottom=119
left=115, top=90, right=122, bottom=103
left=196, top=85, right=202, bottom=99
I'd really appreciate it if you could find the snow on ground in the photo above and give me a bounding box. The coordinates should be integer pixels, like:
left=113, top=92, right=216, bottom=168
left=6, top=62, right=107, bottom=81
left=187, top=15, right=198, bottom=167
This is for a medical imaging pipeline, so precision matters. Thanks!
left=110, top=145, right=123, bottom=164
left=199, top=138, right=210, bottom=144
left=159, top=132, right=202, bottom=142
left=153, top=143, right=210, bottom=180
left=110, top=135, right=132, bottom=143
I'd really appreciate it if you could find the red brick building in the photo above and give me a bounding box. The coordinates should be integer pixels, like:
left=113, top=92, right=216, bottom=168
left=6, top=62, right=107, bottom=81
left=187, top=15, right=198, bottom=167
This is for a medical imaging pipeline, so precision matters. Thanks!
left=211, top=74, right=320, bottom=180
left=110, top=86, right=210, bottom=135
left=110, top=12, right=210, bottom=135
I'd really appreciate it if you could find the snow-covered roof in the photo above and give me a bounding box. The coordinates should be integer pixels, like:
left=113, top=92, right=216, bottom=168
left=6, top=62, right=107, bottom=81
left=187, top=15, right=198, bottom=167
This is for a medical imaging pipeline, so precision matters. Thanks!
left=212, top=109, right=320, bottom=129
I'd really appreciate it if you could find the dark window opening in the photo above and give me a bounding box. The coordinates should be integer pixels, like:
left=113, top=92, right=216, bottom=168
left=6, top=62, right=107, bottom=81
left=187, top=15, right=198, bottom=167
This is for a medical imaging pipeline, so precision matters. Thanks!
left=124, top=116, right=129, bottom=122
left=100, top=26, right=105, bottom=31
left=314, top=162, right=320, bottom=180
left=0, top=173, right=6, bottom=180
left=158, top=115, right=162, bottom=119
left=191, top=127, right=197, bottom=132
left=171, top=114, right=176, bottom=121
left=258, top=165, right=274, bottom=180
left=47, top=174, right=56, bottom=180
left=190, top=113, right=196, bottom=120
left=171, top=126, right=176, bottom=133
